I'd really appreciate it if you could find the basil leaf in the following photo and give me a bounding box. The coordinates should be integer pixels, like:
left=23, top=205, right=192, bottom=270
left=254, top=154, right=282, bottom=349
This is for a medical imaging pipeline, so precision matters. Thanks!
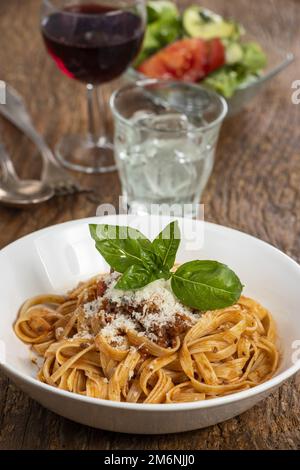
left=171, top=260, right=243, bottom=310
left=115, top=265, right=156, bottom=290
left=89, top=224, right=153, bottom=273
left=140, top=246, right=160, bottom=271
left=152, top=220, right=180, bottom=270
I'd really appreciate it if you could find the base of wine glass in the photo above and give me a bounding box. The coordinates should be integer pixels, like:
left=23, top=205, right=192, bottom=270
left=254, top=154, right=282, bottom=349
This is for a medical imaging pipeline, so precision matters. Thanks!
left=55, top=135, right=117, bottom=174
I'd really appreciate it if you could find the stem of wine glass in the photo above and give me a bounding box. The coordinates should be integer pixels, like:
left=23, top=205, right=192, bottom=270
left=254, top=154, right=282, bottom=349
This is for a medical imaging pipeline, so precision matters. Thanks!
left=86, top=83, right=108, bottom=145
left=86, top=84, right=97, bottom=145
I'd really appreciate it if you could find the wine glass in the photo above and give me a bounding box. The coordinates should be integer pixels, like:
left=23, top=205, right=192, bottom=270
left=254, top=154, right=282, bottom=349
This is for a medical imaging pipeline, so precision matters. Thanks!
left=41, top=0, right=146, bottom=173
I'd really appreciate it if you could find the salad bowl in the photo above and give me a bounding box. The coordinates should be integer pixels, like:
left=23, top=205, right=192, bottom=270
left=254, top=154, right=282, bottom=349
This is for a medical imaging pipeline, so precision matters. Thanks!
left=128, top=1, right=294, bottom=116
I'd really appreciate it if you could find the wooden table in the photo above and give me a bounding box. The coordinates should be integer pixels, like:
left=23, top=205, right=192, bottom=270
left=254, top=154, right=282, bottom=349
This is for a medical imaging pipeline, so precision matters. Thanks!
left=0, top=0, right=300, bottom=450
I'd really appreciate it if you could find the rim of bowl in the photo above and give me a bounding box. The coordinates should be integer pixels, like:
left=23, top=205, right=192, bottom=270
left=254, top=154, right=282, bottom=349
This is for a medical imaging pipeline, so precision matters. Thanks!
left=43, top=0, right=143, bottom=16
left=110, top=79, right=228, bottom=133
left=1, top=215, right=300, bottom=412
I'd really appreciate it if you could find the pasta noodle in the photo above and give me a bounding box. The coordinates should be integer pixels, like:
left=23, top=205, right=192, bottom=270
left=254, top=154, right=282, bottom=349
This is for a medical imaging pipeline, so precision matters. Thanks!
left=14, top=273, right=279, bottom=403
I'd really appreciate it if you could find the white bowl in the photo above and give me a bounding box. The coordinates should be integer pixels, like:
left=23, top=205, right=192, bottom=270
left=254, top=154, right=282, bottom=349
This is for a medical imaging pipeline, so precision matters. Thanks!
left=1, top=215, right=300, bottom=434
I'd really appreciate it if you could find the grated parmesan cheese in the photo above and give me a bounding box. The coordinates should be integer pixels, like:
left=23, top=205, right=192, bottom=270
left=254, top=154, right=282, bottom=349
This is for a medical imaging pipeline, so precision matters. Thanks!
left=101, top=314, right=136, bottom=349
left=104, top=277, right=199, bottom=328
left=56, top=327, right=64, bottom=336
left=83, top=298, right=101, bottom=318
left=72, top=331, right=93, bottom=340
left=78, top=273, right=200, bottom=349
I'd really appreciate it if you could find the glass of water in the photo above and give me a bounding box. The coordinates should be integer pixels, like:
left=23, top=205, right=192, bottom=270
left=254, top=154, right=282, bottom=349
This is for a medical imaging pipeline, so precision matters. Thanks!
left=110, top=79, right=227, bottom=217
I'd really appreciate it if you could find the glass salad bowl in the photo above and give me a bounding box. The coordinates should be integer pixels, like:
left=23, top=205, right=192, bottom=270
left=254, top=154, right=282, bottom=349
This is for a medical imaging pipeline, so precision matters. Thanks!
left=127, top=0, right=294, bottom=116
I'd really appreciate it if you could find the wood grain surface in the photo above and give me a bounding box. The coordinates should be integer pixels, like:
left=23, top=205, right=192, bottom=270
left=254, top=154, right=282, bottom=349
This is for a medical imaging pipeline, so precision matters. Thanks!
left=0, top=0, right=300, bottom=450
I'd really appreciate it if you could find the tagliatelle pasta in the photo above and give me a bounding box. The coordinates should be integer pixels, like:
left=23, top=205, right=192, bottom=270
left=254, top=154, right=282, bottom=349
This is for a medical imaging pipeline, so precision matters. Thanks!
left=14, top=272, right=279, bottom=403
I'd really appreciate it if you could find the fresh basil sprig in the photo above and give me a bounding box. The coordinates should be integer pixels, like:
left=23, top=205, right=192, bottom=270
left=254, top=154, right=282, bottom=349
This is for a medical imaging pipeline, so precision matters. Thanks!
left=89, top=223, right=170, bottom=290
left=89, top=221, right=243, bottom=310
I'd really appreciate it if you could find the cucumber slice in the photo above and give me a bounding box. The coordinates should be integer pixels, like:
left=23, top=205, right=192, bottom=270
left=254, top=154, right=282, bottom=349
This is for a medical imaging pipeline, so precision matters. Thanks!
left=226, top=42, right=243, bottom=64
left=183, top=5, right=237, bottom=40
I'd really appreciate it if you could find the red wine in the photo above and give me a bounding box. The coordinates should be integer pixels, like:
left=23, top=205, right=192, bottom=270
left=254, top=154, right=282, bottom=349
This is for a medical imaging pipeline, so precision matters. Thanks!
left=41, top=3, right=144, bottom=84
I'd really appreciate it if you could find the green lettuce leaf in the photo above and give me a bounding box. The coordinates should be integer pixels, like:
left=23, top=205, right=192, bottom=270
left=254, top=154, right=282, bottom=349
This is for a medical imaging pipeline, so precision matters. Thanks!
left=135, top=1, right=181, bottom=67
left=241, top=42, right=267, bottom=73
left=203, top=41, right=266, bottom=98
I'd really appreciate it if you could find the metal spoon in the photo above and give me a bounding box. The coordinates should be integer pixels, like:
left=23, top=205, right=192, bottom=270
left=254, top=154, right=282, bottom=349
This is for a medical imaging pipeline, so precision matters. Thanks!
left=0, top=143, right=54, bottom=207
left=0, top=85, right=90, bottom=195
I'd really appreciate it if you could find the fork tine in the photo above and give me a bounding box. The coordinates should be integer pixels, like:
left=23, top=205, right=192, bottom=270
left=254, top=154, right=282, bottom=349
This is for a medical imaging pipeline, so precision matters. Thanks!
left=65, top=181, right=92, bottom=194
left=49, top=183, right=71, bottom=197
left=51, top=187, right=65, bottom=197
left=60, top=184, right=76, bottom=196
left=74, top=183, right=93, bottom=194
left=47, top=175, right=92, bottom=196
left=55, top=172, right=85, bottom=193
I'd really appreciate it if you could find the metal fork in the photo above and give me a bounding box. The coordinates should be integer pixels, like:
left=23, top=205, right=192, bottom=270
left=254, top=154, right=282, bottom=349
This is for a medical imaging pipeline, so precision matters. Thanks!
left=0, top=85, right=90, bottom=196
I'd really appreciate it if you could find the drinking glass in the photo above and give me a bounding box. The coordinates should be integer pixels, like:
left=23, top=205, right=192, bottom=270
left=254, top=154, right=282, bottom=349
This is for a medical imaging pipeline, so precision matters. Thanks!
left=111, top=79, right=227, bottom=218
left=40, top=0, right=146, bottom=173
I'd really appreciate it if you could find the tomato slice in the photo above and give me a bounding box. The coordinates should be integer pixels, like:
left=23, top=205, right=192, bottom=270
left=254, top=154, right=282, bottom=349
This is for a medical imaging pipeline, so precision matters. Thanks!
left=138, top=38, right=225, bottom=83
left=206, top=38, right=225, bottom=74
left=138, top=52, right=173, bottom=80
left=138, top=38, right=207, bottom=82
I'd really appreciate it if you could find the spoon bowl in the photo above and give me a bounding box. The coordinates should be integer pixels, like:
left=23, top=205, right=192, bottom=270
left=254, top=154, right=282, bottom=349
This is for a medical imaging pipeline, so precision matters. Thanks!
left=0, top=179, right=54, bottom=207
left=0, top=142, right=55, bottom=207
